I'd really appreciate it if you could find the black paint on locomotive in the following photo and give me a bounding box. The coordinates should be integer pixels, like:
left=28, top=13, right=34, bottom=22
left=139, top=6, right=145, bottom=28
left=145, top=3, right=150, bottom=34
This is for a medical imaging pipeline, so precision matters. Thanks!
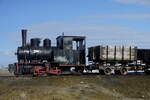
left=12, top=29, right=86, bottom=75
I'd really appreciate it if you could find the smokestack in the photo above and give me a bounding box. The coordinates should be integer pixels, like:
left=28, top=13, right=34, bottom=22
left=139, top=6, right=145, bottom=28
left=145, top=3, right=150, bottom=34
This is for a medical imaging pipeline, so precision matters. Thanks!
left=21, top=29, right=27, bottom=47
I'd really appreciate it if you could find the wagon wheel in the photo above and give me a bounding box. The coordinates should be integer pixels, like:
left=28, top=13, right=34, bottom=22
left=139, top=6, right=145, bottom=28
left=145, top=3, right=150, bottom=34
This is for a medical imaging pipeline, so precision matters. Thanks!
left=104, top=68, right=112, bottom=75
left=120, top=68, right=128, bottom=75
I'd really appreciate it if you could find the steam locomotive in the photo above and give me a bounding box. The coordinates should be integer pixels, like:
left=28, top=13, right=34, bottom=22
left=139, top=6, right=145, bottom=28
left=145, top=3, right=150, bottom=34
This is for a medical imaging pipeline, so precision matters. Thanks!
left=9, top=30, right=86, bottom=76
left=8, top=29, right=150, bottom=76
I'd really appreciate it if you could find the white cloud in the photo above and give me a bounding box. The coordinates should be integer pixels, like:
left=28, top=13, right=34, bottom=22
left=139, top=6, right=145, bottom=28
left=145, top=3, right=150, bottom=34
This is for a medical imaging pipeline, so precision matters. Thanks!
left=84, top=14, right=150, bottom=19
left=113, top=0, right=150, bottom=6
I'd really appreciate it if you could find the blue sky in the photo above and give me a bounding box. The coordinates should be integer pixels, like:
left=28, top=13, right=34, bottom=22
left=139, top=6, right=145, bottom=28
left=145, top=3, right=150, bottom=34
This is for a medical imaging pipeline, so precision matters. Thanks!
left=0, top=0, right=150, bottom=66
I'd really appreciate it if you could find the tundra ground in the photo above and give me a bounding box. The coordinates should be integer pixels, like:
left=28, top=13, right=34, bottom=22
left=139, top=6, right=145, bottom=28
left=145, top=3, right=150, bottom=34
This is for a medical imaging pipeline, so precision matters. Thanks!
left=0, top=74, right=150, bottom=100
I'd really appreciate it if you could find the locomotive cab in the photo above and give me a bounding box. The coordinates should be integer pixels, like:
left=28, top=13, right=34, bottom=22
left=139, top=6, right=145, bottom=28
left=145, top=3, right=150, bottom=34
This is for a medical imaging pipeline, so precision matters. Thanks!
left=57, top=35, right=86, bottom=50
left=56, top=35, right=86, bottom=64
